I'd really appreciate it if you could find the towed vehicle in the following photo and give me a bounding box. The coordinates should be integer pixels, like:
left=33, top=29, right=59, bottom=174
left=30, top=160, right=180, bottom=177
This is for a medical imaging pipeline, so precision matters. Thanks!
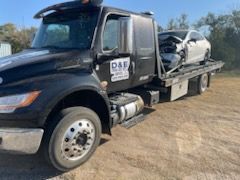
left=0, top=0, right=223, bottom=172
left=159, top=30, right=211, bottom=70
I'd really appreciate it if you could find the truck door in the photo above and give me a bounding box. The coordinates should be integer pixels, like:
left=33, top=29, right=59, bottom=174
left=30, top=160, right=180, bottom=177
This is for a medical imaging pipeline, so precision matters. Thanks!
left=131, top=16, right=156, bottom=87
left=95, top=14, right=134, bottom=93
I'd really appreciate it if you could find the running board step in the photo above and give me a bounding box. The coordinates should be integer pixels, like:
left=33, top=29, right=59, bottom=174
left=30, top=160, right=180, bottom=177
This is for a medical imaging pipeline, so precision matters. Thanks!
left=120, top=114, right=146, bottom=129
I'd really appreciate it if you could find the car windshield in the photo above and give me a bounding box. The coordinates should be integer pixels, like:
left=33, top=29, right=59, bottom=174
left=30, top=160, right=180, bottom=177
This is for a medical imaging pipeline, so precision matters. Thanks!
left=32, top=9, right=99, bottom=50
left=159, top=31, right=188, bottom=41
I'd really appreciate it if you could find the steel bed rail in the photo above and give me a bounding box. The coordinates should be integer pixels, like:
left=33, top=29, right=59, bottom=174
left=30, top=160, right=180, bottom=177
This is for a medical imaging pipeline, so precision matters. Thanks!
left=160, top=60, right=224, bottom=87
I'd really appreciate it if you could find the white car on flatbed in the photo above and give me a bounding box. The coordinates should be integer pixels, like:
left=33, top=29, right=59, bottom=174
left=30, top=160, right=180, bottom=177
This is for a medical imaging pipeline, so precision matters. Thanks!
left=159, top=30, right=211, bottom=70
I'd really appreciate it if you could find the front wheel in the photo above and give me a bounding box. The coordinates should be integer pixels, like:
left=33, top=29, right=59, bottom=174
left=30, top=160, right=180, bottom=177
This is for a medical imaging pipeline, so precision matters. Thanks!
left=43, top=107, right=102, bottom=172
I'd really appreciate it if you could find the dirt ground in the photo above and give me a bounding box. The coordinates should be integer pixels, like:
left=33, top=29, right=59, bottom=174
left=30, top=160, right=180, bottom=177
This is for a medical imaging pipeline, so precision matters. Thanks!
left=0, top=74, right=239, bottom=180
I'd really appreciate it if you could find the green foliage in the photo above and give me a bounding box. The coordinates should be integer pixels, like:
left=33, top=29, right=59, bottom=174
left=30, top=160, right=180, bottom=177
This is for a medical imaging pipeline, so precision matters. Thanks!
left=0, top=23, right=37, bottom=53
left=167, top=19, right=178, bottom=30
left=167, top=14, right=189, bottom=30
left=178, top=14, right=190, bottom=29
left=195, top=10, right=240, bottom=70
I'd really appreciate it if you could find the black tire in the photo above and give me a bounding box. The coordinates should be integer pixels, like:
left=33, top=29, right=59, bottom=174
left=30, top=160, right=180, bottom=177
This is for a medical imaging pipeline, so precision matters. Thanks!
left=42, top=107, right=102, bottom=172
left=207, top=73, right=212, bottom=88
left=200, top=50, right=210, bottom=65
left=197, top=73, right=209, bottom=94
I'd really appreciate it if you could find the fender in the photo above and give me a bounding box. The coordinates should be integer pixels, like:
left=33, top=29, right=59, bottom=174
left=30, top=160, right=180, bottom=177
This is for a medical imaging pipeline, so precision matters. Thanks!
left=37, top=71, right=111, bottom=128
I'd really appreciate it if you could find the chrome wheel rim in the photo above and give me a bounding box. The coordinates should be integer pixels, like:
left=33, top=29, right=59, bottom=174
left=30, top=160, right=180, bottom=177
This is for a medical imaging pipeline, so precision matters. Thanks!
left=201, top=75, right=208, bottom=92
left=61, top=119, right=95, bottom=161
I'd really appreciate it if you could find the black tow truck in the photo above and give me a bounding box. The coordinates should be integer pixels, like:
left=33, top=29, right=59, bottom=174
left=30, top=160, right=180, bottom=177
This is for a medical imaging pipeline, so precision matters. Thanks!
left=0, top=0, right=223, bottom=171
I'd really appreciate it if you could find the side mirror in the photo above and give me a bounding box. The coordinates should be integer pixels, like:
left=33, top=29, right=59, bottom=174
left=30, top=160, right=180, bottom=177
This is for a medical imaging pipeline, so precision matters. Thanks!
left=118, top=17, right=133, bottom=55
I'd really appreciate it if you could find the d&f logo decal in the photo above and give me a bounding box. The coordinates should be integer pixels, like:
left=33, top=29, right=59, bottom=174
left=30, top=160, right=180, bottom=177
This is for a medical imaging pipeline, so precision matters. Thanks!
left=110, top=58, right=130, bottom=82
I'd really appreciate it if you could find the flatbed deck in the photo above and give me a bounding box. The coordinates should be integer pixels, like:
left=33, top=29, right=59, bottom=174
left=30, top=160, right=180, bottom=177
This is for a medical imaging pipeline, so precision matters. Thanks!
left=159, top=60, right=224, bottom=87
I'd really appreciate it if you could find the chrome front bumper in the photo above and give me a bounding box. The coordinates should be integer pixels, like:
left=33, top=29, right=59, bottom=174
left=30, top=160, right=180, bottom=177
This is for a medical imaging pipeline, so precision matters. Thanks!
left=0, top=128, right=44, bottom=154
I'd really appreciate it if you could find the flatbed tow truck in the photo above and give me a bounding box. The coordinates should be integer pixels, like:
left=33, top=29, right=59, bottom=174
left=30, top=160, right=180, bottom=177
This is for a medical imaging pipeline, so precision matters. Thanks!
left=0, top=0, right=223, bottom=171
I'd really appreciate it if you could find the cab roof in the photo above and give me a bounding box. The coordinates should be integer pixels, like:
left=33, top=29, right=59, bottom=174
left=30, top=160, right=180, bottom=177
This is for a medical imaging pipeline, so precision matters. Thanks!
left=34, top=0, right=102, bottom=19
left=34, top=0, right=154, bottom=19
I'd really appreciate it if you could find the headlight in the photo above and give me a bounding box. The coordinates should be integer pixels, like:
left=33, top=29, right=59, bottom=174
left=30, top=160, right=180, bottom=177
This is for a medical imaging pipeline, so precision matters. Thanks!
left=0, top=91, right=40, bottom=113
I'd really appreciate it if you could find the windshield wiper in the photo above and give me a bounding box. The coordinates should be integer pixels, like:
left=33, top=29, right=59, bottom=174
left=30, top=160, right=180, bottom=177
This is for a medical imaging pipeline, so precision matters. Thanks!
left=41, top=45, right=61, bottom=49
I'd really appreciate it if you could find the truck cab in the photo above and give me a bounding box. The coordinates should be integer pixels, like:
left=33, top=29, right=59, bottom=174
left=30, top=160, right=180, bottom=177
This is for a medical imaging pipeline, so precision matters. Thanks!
left=33, top=1, right=157, bottom=93
left=0, top=0, right=158, bottom=171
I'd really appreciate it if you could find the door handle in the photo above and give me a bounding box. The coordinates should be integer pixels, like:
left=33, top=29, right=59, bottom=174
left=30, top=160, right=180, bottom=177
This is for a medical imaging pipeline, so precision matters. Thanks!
left=140, top=57, right=152, bottom=60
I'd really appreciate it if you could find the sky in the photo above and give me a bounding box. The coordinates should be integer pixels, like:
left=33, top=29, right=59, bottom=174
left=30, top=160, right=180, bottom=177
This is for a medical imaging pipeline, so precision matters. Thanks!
left=0, top=0, right=239, bottom=29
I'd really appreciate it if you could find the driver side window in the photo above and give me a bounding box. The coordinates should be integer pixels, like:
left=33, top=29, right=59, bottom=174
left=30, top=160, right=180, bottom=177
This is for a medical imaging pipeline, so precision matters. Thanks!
left=103, top=16, right=120, bottom=51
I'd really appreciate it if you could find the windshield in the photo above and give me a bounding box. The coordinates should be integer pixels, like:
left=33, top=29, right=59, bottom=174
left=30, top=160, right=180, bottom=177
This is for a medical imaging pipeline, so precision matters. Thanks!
left=159, top=31, right=188, bottom=41
left=32, top=9, right=99, bottom=50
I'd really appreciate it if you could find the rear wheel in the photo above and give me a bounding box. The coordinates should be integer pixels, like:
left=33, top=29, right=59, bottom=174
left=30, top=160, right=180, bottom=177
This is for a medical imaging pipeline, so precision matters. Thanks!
left=197, top=73, right=209, bottom=94
left=200, top=50, right=210, bottom=65
left=43, top=107, right=102, bottom=172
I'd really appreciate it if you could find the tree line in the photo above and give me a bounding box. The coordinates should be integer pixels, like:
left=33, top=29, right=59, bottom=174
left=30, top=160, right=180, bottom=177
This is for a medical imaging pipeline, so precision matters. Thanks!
left=0, top=9, right=239, bottom=70
left=0, top=24, right=36, bottom=53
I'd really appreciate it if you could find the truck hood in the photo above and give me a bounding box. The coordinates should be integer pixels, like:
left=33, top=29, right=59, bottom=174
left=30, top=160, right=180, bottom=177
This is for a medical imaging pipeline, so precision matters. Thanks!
left=0, top=49, right=93, bottom=85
